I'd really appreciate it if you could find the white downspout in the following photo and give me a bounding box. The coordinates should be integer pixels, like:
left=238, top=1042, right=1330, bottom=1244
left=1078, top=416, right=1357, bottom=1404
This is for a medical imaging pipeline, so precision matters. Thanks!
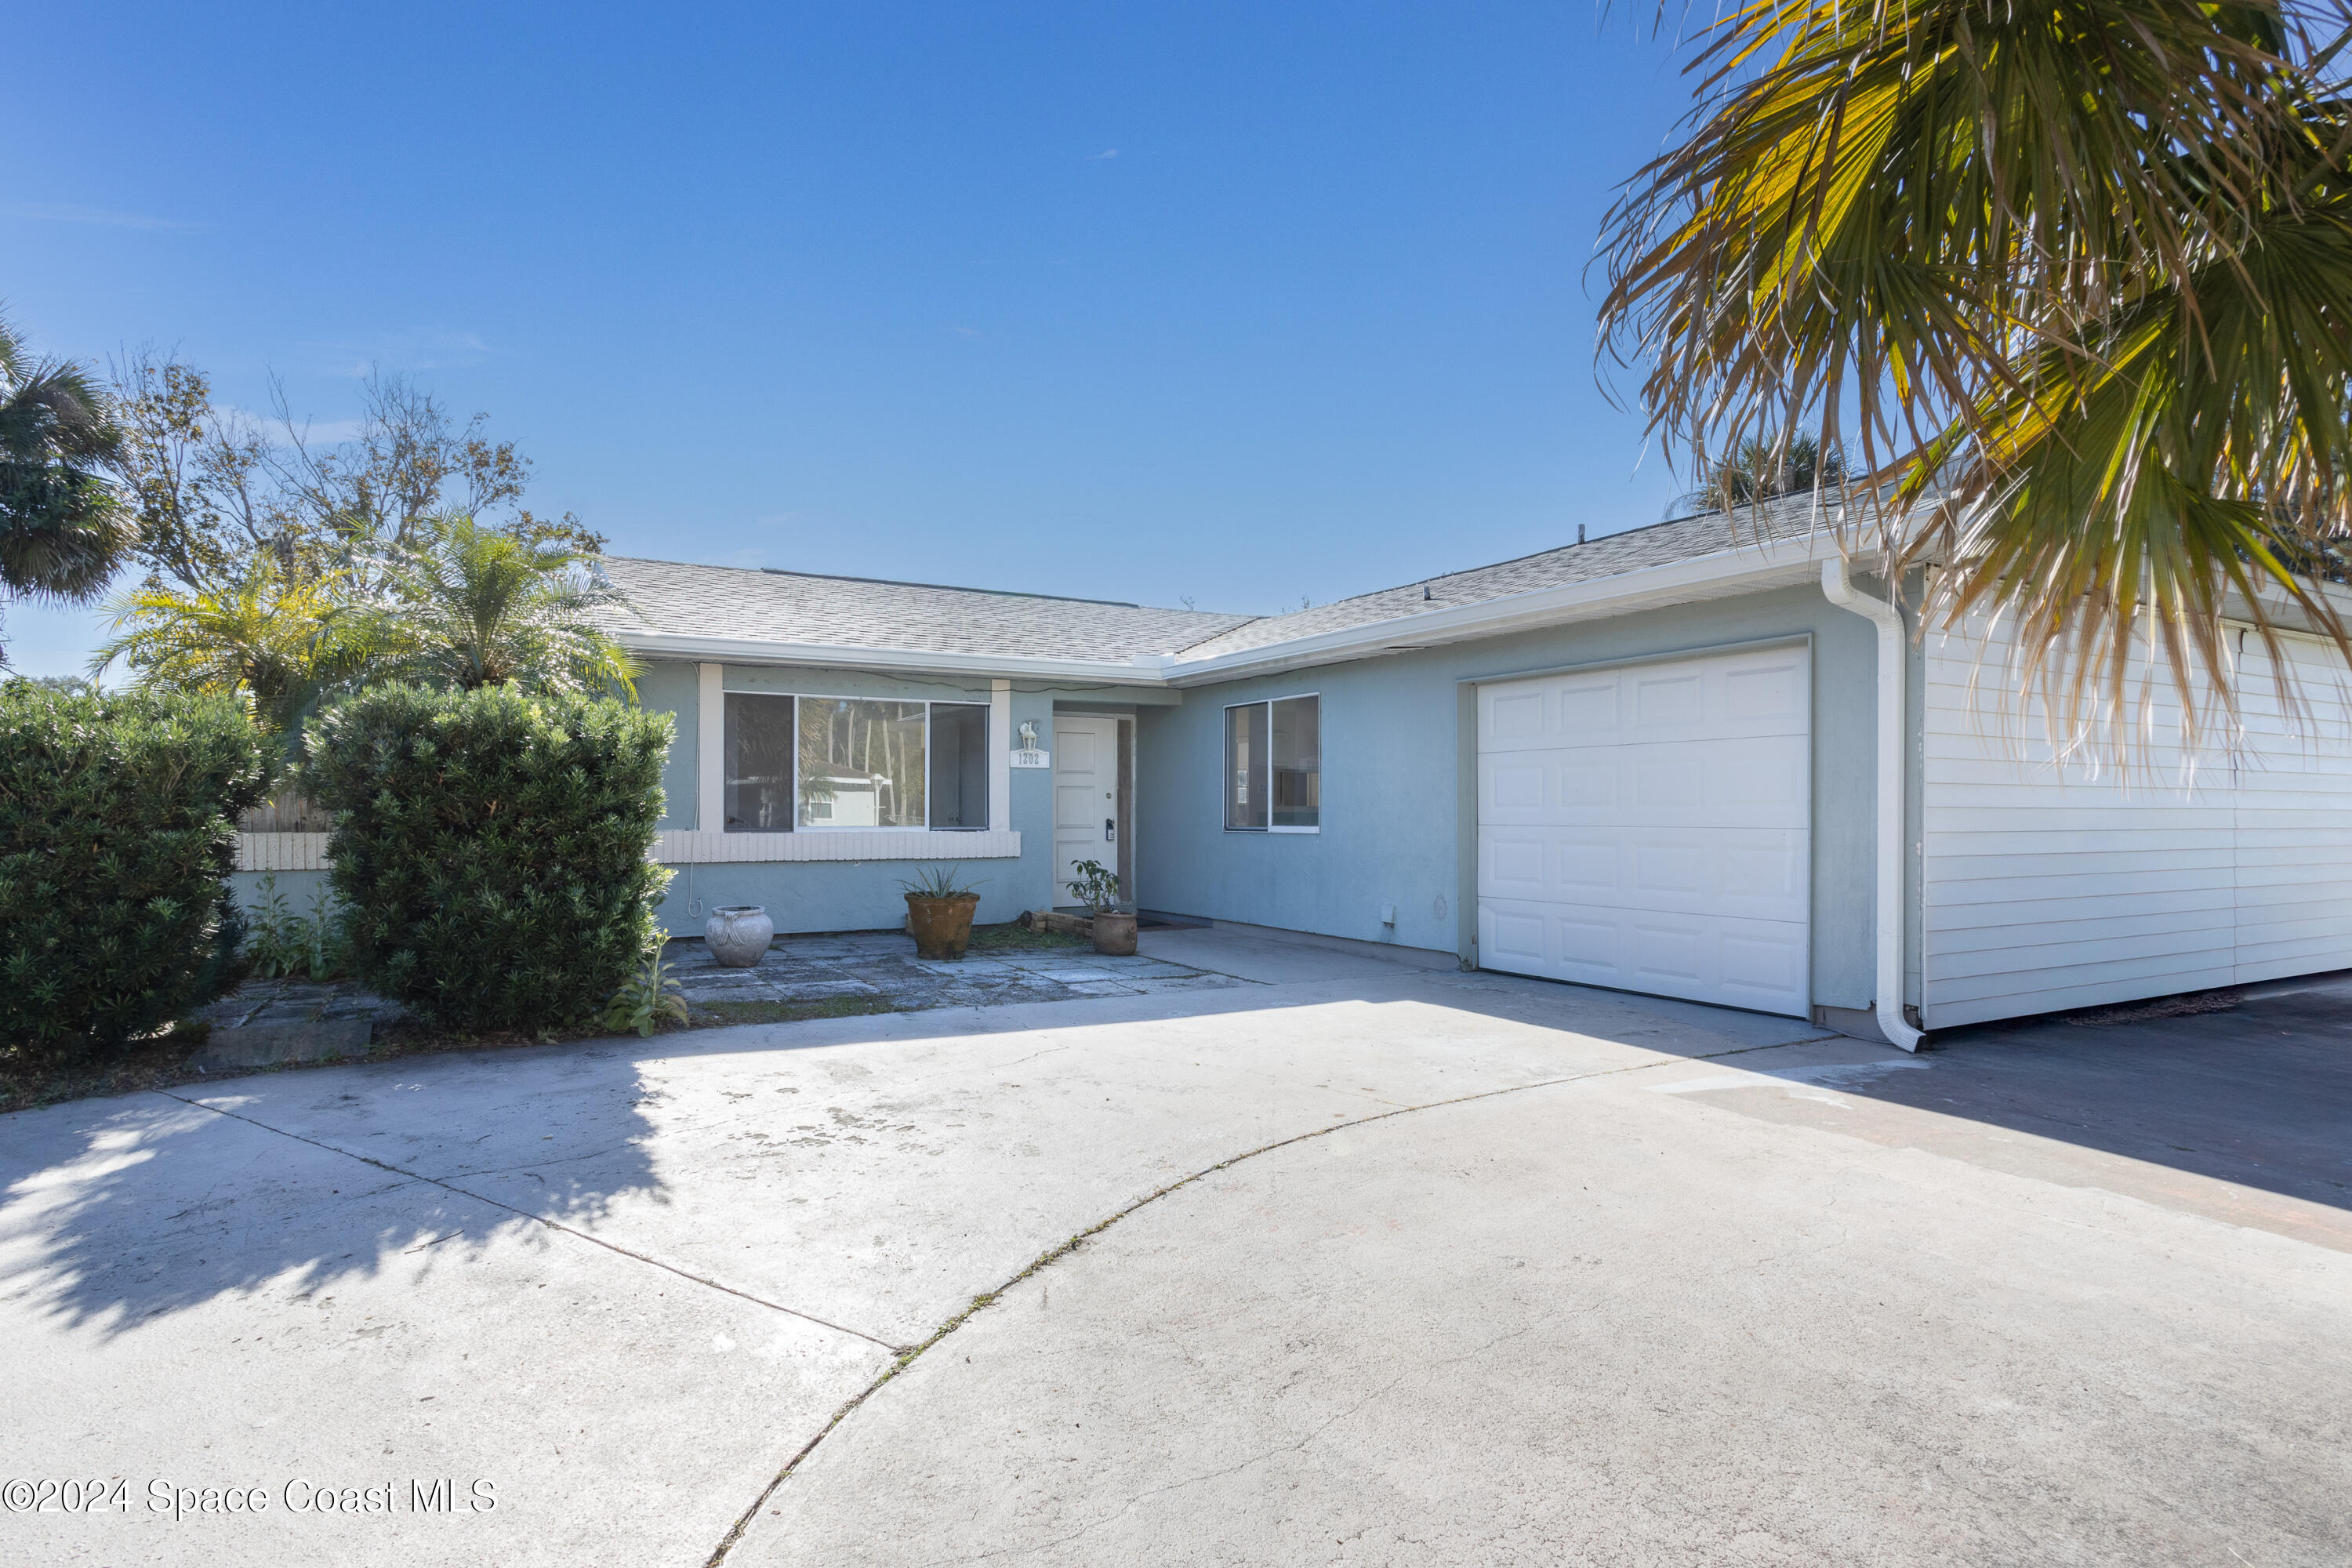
left=1821, top=559, right=1925, bottom=1051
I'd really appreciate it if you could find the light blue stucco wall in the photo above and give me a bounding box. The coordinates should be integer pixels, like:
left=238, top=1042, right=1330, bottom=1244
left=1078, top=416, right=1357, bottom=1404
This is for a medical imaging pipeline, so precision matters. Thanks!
left=1133, top=582, right=1886, bottom=1012
left=642, top=660, right=1060, bottom=938
left=637, top=659, right=700, bottom=831
left=227, top=867, right=333, bottom=925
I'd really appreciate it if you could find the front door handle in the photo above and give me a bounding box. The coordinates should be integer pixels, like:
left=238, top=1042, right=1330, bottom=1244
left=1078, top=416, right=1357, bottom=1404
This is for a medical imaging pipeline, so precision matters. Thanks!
left=1105, top=818, right=1116, bottom=843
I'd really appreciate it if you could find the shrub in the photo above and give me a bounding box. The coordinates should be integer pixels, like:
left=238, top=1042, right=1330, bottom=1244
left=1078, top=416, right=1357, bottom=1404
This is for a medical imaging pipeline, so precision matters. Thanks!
left=303, top=684, right=672, bottom=1030
left=0, top=684, right=271, bottom=1059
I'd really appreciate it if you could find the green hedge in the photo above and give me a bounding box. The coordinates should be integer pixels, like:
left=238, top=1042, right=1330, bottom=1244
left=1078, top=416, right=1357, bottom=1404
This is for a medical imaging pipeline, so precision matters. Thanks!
left=303, top=684, right=672, bottom=1030
left=0, top=684, right=271, bottom=1058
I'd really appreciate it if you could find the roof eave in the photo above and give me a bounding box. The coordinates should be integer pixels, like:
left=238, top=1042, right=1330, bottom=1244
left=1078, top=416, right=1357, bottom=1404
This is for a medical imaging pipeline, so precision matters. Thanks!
left=612, top=532, right=1862, bottom=689
left=611, top=628, right=1174, bottom=686
left=1158, top=532, right=1855, bottom=686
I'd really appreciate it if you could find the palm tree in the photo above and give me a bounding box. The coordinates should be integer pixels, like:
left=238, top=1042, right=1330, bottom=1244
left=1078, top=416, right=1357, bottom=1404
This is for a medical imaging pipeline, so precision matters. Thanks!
left=1599, top=0, right=2352, bottom=742
left=0, top=310, right=136, bottom=644
left=1708, top=434, right=1847, bottom=509
left=91, top=556, right=374, bottom=743
left=366, top=514, right=637, bottom=695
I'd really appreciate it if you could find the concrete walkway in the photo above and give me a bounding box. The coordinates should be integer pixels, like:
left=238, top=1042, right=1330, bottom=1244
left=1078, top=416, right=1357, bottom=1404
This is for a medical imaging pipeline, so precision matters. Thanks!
left=2, top=931, right=2346, bottom=1566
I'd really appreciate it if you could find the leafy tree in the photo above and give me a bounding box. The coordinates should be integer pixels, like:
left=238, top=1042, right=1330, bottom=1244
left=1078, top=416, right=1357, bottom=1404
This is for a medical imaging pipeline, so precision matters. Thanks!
left=1599, top=0, right=2352, bottom=740
left=361, top=514, right=637, bottom=695
left=0, top=310, right=135, bottom=660
left=105, top=355, right=603, bottom=597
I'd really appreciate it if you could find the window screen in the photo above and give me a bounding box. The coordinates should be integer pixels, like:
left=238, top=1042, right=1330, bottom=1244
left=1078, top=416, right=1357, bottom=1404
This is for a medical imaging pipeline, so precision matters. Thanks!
left=1269, top=695, right=1319, bottom=829
left=723, top=693, right=796, bottom=832
left=1225, top=702, right=1269, bottom=829
left=797, top=699, right=926, bottom=828
left=927, top=703, right=989, bottom=829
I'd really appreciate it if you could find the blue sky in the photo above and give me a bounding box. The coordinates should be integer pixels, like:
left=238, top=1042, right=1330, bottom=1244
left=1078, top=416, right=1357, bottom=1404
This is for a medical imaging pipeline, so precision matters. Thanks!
left=5, top=2, right=1705, bottom=677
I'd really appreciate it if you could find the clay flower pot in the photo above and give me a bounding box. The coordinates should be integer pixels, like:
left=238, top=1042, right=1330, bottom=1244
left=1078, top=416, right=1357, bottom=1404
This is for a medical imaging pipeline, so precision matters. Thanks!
left=1091, top=909, right=1138, bottom=956
left=906, top=892, right=981, bottom=960
left=705, top=906, right=774, bottom=967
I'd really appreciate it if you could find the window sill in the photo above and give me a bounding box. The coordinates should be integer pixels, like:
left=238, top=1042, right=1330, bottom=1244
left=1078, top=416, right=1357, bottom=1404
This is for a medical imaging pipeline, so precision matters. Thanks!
left=657, top=829, right=1022, bottom=864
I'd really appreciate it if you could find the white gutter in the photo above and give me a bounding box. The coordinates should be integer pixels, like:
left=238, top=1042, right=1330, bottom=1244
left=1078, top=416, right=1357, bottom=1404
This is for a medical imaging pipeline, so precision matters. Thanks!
left=1820, top=559, right=1924, bottom=1052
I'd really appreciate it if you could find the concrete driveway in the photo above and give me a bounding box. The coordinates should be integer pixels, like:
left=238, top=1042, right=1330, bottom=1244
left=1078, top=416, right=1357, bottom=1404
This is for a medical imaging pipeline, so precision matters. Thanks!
left=3, top=931, right=2346, bottom=1566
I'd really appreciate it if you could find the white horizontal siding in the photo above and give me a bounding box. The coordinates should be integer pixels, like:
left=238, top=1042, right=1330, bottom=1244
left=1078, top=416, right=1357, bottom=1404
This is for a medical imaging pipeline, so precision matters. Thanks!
left=236, top=827, right=1022, bottom=873
left=1924, top=619, right=2352, bottom=1028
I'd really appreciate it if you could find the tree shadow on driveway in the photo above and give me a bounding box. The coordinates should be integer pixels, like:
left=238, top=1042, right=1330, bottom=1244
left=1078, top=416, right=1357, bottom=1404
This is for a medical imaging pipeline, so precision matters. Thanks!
left=0, top=1039, right=672, bottom=1340
left=0, top=951, right=1830, bottom=1345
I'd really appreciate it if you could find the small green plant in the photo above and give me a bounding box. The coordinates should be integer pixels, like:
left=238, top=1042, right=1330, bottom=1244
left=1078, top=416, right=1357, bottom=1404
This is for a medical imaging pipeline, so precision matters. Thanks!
left=244, top=876, right=298, bottom=977
left=898, top=865, right=985, bottom=899
left=1069, top=858, right=1123, bottom=914
left=603, top=944, right=689, bottom=1037
left=243, top=877, right=347, bottom=981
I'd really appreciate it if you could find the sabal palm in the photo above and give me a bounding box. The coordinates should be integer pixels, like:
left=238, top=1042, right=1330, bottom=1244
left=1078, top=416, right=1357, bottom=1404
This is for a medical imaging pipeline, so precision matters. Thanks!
left=92, top=557, right=372, bottom=741
left=1599, top=0, right=2352, bottom=742
left=370, top=514, right=636, bottom=695
left=0, top=311, right=135, bottom=608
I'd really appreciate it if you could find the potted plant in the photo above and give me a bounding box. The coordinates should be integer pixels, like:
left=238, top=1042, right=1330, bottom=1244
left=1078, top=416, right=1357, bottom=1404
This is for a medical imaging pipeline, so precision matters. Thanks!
left=1070, top=858, right=1135, bottom=955
left=901, top=866, right=985, bottom=960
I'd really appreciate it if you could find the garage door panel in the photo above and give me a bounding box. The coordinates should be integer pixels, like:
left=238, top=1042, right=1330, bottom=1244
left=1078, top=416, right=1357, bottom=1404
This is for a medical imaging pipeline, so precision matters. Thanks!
left=1479, top=826, right=1806, bottom=921
left=1478, top=735, right=1807, bottom=828
left=1478, top=647, right=1809, bottom=751
left=1479, top=898, right=1807, bottom=1013
left=1478, top=644, right=1811, bottom=1016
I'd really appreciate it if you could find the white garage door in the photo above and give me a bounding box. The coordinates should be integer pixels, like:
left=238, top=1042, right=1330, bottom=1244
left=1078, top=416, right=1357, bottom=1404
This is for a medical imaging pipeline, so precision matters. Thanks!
left=1476, top=644, right=1812, bottom=1015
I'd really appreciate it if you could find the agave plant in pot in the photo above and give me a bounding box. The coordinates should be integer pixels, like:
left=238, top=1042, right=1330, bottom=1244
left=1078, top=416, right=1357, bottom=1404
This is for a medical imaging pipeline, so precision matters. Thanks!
left=1070, top=858, right=1135, bottom=956
left=900, top=865, right=985, bottom=960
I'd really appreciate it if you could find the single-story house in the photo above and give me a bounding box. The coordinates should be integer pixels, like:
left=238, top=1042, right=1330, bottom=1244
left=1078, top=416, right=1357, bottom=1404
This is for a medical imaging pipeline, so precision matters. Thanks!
left=235, top=499, right=2352, bottom=1047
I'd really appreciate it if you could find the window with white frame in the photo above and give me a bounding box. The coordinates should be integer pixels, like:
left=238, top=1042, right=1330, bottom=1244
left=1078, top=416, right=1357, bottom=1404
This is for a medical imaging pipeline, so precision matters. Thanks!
left=1224, top=694, right=1319, bottom=831
left=722, top=693, right=990, bottom=831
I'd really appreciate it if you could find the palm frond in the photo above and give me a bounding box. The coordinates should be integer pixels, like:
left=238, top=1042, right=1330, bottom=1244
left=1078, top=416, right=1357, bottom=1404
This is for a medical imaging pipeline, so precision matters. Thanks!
left=363, top=514, right=638, bottom=696
left=1597, top=0, right=2352, bottom=754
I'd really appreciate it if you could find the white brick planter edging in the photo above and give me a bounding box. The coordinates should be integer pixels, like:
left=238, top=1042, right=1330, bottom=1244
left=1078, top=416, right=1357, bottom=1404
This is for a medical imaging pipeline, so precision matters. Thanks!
left=237, top=828, right=1021, bottom=873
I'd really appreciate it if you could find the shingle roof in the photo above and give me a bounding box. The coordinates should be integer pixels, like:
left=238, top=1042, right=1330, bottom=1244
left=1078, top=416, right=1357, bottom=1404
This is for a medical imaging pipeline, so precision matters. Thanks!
left=600, top=494, right=1841, bottom=670
left=1162, top=493, right=1838, bottom=660
left=597, top=557, right=1258, bottom=662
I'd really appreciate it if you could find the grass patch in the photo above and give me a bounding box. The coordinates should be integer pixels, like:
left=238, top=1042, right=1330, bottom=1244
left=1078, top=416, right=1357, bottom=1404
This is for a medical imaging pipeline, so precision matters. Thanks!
left=686, top=996, right=907, bottom=1029
left=965, top=921, right=1091, bottom=953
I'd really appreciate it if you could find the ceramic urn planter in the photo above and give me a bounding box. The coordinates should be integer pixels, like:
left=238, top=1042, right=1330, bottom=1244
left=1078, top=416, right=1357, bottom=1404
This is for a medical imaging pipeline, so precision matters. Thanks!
left=705, top=905, right=774, bottom=967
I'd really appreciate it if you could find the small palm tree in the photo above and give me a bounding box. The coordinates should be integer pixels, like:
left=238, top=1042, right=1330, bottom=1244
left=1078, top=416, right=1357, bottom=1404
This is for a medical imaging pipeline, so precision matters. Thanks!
left=367, top=514, right=637, bottom=695
left=92, top=556, right=373, bottom=742
left=0, top=310, right=135, bottom=626
left=1708, top=434, right=1847, bottom=509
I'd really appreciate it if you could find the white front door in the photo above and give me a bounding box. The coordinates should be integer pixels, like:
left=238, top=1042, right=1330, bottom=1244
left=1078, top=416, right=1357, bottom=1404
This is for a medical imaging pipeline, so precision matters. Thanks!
left=1054, top=717, right=1119, bottom=906
left=1475, top=644, right=1812, bottom=1015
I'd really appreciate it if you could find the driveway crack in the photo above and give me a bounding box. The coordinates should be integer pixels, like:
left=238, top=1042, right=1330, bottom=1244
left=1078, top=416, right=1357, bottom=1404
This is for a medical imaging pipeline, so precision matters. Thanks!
left=700, top=1031, right=1841, bottom=1565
